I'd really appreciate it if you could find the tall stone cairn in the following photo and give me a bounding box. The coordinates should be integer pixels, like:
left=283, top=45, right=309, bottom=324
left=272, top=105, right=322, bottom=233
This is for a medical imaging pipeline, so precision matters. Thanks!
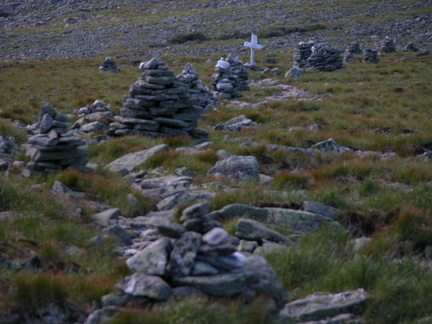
left=379, top=37, right=396, bottom=53
left=24, top=103, right=89, bottom=176
left=211, top=58, right=242, bottom=99
left=176, top=63, right=218, bottom=112
left=99, top=57, right=121, bottom=73
left=106, top=57, right=208, bottom=140
left=307, top=43, right=344, bottom=71
left=226, top=54, right=250, bottom=91
left=363, top=48, right=379, bottom=63
left=294, top=41, right=315, bottom=68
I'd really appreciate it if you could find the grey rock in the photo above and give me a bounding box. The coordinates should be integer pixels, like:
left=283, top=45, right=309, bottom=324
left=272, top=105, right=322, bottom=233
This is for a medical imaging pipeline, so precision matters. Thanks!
left=183, top=217, right=223, bottom=234
left=244, top=255, right=288, bottom=311
left=172, top=271, right=257, bottom=296
left=277, top=289, right=370, bottom=323
left=157, top=222, right=187, bottom=239
left=117, top=273, right=172, bottom=300
left=202, top=227, right=229, bottom=246
left=311, top=138, right=352, bottom=153
left=106, top=144, right=169, bottom=173
left=285, top=66, right=304, bottom=80
left=238, top=240, right=259, bottom=253
left=207, top=155, right=260, bottom=182
left=191, top=260, right=219, bottom=276
left=126, top=193, right=144, bottom=217
left=126, top=237, right=172, bottom=275
left=303, top=201, right=336, bottom=220
left=196, top=251, right=246, bottom=271
left=167, top=231, right=202, bottom=277
left=84, top=306, right=120, bottom=324
left=91, top=208, right=121, bottom=222
left=180, top=200, right=211, bottom=221
left=236, top=218, right=287, bottom=244
left=104, top=225, right=132, bottom=246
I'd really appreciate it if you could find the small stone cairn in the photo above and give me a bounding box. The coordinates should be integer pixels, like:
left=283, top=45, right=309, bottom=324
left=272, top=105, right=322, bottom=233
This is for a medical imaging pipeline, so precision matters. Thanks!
left=86, top=201, right=287, bottom=322
left=99, top=57, right=121, bottom=73
left=379, top=37, right=396, bottom=53
left=24, top=103, right=89, bottom=176
left=211, top=58, right=243, bottom=99
left=307, top=43, right=344, bottom=71
left=404, top=42, right=419, bottom=52
left=106, top=57, right=208, bottom=140
left=226, top=54, right=250, bottom=91
left=70, top=100, right=116, bottom=135
left=176, top=62, right=218, bottom=112
left=294, top=41, right=315, bottom=68
left=344, top=41, right=363, bottom=63
left=363, top=48, right=379, bottom=63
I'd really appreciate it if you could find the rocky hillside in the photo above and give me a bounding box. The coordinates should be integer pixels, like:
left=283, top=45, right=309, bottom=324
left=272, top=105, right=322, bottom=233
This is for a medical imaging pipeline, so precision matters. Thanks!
left=0, top=0, right=431, bottom=61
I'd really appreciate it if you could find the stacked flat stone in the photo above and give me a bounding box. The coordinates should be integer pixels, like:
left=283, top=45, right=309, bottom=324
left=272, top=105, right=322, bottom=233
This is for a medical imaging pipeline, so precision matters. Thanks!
left=99, top=57, right=121, bottom=73
left=70, top=100, right=116, bottom=135
left=363, top=48, right=379, bottom=63
left=106, top=57, right=208, bottom=140
left=379, top=37, right=396, bottom=53
left=226, top=54, right=250, bottom=91
left=211, top=58, right=242, bottom=99
left=24, top=103, right=89, bottom=175
left=176, top=62, right=218, bottom=112
left=294, top=41, right=314, bottom=68
left=307, top=43, right=344, bottom=71
left=404, top=42, right=419, bottom=52
left=110, top=201, right=287, bottom=312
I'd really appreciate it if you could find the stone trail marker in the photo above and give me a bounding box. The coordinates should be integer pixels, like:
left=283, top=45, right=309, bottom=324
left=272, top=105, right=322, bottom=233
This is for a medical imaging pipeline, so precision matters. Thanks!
left=244, top=33, right=263, bottom=65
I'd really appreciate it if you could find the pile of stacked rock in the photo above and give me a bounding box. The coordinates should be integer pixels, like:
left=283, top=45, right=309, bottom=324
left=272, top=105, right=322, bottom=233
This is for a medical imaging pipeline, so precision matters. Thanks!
left=176, top=63, right=218, bottom=112
left=211, top=58, right=242, bottom=99
left=0, top=136, right=16, bottom=171
left=85, top=201, right=287, bottom=323
left=24, top=103, right=89, bottom=176
left=379, top=37, right=396, bottom=53
left=364, top=48, right=379, bottom=63
left=226, top=54, right=250, bottom=91
left=404, top=42, right=419, bottom=52
left=307, top=43, right=344, bottom=71
left=70, top=100, right=116, bottom=135
left=106, top=57, right=208, bottom=140
left=293, top=41, right=315, bottom=68
left=99, top=57, right=121, bottom=73
left=344, top=41, right=363, bottom=63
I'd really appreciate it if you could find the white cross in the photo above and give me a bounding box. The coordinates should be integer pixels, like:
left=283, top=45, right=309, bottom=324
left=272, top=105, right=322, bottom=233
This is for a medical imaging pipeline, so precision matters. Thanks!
left=244, top=33, right=263, bottom=65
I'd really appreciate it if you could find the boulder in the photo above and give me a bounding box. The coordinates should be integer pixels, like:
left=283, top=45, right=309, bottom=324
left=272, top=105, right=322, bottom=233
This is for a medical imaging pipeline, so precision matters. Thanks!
left=207, top=155, right=260, bottom=182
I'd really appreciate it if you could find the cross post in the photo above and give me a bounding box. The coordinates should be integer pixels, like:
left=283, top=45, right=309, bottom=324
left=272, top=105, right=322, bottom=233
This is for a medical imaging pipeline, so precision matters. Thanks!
left=244, top=33, right=263, bottom=65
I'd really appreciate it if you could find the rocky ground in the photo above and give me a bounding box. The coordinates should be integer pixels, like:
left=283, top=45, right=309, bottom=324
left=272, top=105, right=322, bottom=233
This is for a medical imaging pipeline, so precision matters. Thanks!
left=0, top=0, right=431, bottom=62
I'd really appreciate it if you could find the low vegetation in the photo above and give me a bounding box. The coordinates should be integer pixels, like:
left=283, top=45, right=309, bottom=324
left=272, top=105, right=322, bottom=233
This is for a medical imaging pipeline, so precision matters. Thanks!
left=0, top=0, right=431, bottom=322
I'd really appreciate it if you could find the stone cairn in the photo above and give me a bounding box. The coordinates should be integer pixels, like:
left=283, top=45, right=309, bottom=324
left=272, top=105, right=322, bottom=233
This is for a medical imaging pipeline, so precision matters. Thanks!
left=106, top=57, right=208, bottom=140
left=344, top=41, right=363, bottom=63
left=379, top=37, right=396, bottom=53
left=363, top=48, right=379, bottom=63
left=24, top=103, right=89, bottom=176
left=293, top=41, right=315, bottom=68
left=226, top=54, right=250, bottom=91
left=404, top=42, right=419, bottom=52
left=211, top=58, right=243, bottom=99
left=99, top=57, right=121, bottom=73
left=86, top=201, right=287, bottom=322
left=70, top=100, right=116, bottom=135
left=176, top=62, right=218, bottom=112
left=307, top=43, right=344, bottom=71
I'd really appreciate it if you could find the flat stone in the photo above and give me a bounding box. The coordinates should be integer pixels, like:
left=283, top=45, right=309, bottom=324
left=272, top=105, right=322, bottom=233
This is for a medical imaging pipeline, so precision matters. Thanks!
left=91, top=208, right=121, bottom=222
left=126, top=237, right=172, bottom=275
left=196, top=251, right=245, bottom=271
left=236, top=218, right=287, bottom=244
left=277, top=289, right=370, bottom=323
left=172, top=271, right=258, bottom=297
left=157, top=222, right=187, bottom=239
left=117, top=273, right=172, bottom=301
left=202, top=227, right=229, bottom=246
left=180, top=201, right=210, bottom=221
left=106, top=144, right=169, bottom=173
